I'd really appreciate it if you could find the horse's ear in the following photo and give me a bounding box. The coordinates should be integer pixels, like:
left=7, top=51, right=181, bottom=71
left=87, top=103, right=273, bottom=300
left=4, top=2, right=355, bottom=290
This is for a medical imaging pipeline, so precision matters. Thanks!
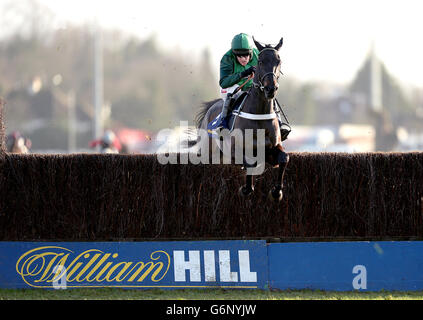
left=252, top=36, right=264, bottom=51
left=274, top=37, right=284, bottom=51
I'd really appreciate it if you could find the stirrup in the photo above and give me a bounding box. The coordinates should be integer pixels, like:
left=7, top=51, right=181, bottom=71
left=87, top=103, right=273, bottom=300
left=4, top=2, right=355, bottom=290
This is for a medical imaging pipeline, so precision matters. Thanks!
left=216, top=117, right=229, bottom=130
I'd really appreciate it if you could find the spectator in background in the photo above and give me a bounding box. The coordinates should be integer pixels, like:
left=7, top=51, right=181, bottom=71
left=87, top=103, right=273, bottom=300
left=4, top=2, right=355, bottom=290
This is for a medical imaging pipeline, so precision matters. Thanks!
left=89, top=129, right=122, bottom=154
left=6, top=131, right=31, bottom=154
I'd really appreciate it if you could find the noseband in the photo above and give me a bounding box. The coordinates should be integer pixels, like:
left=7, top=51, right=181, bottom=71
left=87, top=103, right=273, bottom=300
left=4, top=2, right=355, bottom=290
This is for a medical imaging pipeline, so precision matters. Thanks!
left=253, top=72, right=278, bottom=91
left=252, top=48, right=280, bottom=92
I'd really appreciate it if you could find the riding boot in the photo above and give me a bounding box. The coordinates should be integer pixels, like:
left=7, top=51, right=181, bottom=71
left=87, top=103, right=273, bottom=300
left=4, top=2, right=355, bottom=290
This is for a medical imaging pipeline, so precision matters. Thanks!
left=274, top=102, right=290, bottom=141
left=217, top=95, right=234, bottom=130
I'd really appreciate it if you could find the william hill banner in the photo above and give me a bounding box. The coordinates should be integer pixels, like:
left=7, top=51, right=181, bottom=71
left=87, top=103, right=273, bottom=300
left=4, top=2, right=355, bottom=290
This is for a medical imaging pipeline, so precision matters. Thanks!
left=0, top=241, right=268, bottom=289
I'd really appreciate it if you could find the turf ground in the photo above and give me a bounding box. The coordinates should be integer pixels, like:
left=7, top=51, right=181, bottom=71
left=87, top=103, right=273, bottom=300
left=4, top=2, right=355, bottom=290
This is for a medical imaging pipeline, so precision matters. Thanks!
left=1, top=288, right=423, bottom=300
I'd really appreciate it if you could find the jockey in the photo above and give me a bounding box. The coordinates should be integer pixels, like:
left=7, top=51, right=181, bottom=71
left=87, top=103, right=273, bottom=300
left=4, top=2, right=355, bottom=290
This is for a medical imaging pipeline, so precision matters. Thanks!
left=215, top=33, right=259, bottom=130
left=215, top=33, right=285, bottom=133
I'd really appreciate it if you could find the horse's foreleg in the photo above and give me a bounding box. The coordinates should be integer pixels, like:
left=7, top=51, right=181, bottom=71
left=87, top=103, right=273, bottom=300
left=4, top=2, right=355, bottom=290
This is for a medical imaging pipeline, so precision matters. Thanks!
left=239, top=173, right=254, bottom=197
left=269, top=145, right=289, bottom=202
left=239, top=158, right=255, bottom=197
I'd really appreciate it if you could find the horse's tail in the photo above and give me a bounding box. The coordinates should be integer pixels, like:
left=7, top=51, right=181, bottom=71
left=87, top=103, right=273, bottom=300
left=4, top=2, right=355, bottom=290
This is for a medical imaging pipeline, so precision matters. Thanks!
left=194, top=98, right=221, bottom=128
left=184, top=127, right=199, bottom=148
left=185, top=98, right=221, bottom=150
left=187, top=140, right=198, bottom=148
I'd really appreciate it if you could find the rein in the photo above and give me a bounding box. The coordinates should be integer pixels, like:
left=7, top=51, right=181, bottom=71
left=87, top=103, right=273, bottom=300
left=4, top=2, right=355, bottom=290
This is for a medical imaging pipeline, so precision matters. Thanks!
left=232, top=74, right=254, bottom=96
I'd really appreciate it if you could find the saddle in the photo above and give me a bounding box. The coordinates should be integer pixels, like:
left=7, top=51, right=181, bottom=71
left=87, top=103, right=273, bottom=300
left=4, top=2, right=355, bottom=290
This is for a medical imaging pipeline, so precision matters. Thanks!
left=207, top=92, right=248, bottom=137
left=207, top=93, right=291, bottom=141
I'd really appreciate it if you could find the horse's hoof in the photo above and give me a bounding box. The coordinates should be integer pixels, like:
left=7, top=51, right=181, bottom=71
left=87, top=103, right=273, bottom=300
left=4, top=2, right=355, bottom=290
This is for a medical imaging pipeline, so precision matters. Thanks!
left=268, top=188, right=283, bottom=202
left=239, top=185, right=254, bottom=197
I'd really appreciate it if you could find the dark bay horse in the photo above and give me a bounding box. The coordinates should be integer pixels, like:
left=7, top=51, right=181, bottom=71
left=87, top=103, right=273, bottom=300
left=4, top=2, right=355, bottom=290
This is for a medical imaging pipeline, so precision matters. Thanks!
left=192, top=37, right=289, bottom=201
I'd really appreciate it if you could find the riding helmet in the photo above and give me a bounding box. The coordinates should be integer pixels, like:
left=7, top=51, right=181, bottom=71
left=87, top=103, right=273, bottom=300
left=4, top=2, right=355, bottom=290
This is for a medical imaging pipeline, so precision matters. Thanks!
left=231, top=33, right=254, bottom=56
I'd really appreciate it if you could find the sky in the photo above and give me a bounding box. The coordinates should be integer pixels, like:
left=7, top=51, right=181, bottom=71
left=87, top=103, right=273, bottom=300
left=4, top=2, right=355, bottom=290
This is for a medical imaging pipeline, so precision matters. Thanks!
left=5, top=0, right=423, bottom=88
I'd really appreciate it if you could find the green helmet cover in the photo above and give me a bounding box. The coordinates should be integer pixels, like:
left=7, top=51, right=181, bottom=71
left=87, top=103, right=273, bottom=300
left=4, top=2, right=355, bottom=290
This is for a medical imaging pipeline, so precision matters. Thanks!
left=231, top=33, right=253, bottom=55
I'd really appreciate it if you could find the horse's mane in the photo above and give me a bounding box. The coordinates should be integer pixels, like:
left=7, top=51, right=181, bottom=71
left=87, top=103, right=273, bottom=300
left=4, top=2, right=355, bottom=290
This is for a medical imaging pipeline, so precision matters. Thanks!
left=194, top=98, right=221, bottom=128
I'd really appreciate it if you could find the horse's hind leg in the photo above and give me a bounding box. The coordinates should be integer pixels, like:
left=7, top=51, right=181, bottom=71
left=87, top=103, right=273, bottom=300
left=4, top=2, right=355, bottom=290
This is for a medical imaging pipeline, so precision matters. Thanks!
left=268, top=145, right=289, bottom=202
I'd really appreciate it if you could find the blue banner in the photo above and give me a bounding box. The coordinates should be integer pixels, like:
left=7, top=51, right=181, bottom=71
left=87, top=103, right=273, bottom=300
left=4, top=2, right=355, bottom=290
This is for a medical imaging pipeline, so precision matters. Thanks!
left=2, top=240, right=423, bottom=291
left=0, top=241, right=268, bottom=289
left=268, top=241, right=423, bottom=291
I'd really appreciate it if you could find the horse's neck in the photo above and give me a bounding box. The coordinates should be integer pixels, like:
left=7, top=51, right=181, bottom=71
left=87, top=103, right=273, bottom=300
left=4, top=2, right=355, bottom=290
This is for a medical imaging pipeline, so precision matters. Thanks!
left=245, top=89, right=274, bottom=114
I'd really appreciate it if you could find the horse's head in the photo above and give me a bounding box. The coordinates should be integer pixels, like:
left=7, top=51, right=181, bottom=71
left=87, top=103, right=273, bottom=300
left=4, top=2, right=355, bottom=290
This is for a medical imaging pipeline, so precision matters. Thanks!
left=253, top=37, right=283, bottom=100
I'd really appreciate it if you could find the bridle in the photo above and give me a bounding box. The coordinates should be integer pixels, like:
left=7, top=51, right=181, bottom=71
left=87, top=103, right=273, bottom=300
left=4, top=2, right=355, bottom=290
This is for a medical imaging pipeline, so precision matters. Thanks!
left=252, top=47, right=281, bottom=92
left=231, top=47, right=283, bottom=122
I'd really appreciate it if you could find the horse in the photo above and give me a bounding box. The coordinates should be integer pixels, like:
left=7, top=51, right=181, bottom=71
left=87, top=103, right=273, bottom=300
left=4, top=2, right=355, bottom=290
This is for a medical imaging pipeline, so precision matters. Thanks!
left=192, top=37, right=289, bottom=202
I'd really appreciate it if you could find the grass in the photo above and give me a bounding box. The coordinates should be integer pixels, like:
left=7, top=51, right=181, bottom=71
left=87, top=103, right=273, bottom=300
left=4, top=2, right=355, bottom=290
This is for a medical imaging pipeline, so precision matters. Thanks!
left=1, top=288, right=423, bottom=300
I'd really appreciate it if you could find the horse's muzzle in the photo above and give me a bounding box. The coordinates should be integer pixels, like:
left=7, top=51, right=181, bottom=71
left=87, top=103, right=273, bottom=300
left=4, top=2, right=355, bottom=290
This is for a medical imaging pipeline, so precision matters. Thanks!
left=264, top=85, right=278, bottom=99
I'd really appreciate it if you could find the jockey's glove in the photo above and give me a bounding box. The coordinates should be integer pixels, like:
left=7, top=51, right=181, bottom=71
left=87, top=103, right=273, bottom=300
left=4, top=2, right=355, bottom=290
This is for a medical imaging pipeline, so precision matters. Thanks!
left=240, top=66, right=256, bottom=78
